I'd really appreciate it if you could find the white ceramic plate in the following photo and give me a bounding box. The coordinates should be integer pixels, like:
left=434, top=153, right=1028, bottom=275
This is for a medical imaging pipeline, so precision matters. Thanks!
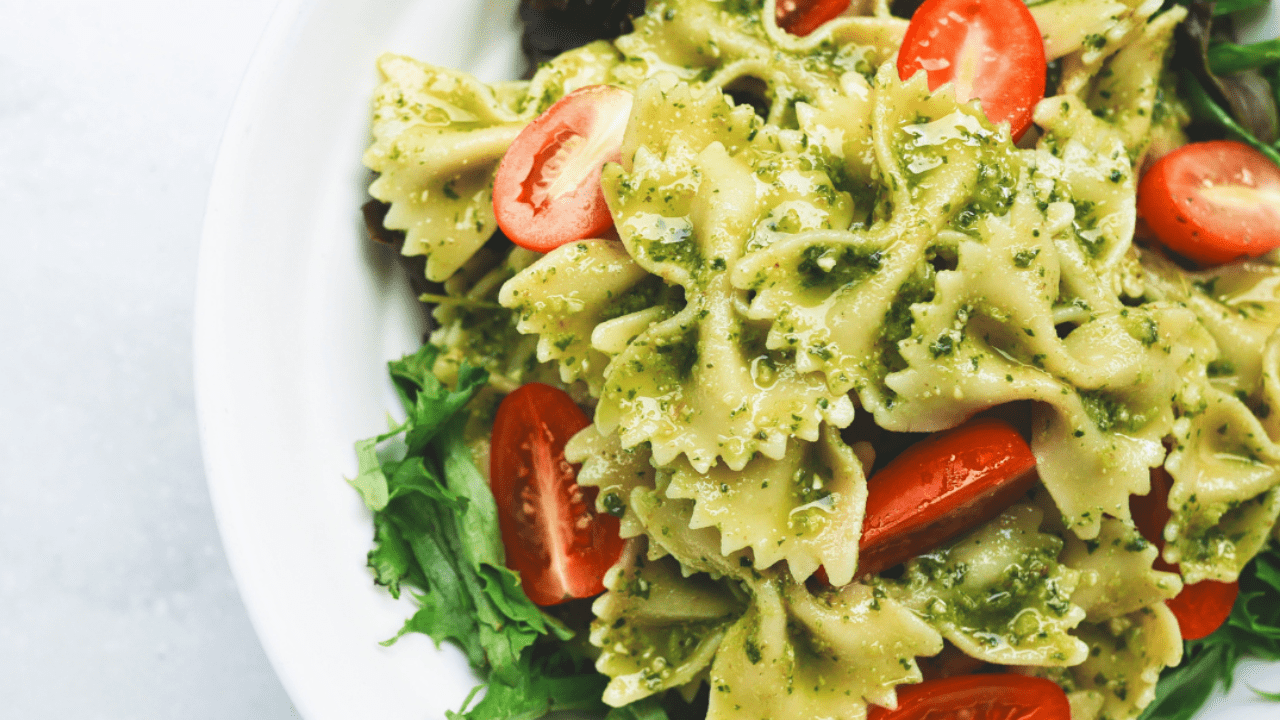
left=196, top=2, right=1280, bottom=719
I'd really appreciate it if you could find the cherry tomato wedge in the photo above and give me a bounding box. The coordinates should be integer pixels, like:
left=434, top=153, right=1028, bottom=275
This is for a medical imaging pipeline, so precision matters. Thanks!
left=490, top=383, right=625, bottom=606
left=776, top=0, right=850, bottom=36
left=858, top=417, right=1038, bottom=577
left=1130, top=467, right=1239, bottom=640
left=493, top=85, right=633, bottom=253
left=897, top=0, right=1046, bottom=141
left=1166, top=578, right=1240, bottom=641
left=867, top=675, right=1071, bottom=720
left=1137, top=140, right=1280, bottom=266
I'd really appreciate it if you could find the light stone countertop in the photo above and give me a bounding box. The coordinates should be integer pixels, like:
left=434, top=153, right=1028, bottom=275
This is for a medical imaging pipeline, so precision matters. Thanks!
left=0, top=1, right=295, bottom=716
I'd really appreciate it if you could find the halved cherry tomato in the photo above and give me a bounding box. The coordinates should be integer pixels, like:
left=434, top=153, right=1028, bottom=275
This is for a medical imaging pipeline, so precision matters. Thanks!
left=493, top=85, right=633, bottom=253
left=776, top=0, right=850, bottom=36
left=867, top=675, right=1071, bottom=720
left=858, top=417, right=1038, bottom=577
left=1137, top=140, right=1280, bottom=266
left=490, top=383, right=625, bottom=606
left=1166, top=579, right=1240, bottom=641
left=1130, top=467, right=1238, bottom=640
left=897, top=0, right=1046, bottom=141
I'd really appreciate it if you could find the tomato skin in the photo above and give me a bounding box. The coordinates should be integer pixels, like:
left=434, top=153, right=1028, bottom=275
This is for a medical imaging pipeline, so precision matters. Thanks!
left=1137, top=140, right=1280, bottom=266
left=867, top=675, right=1071, bottom=720
left=1130, top=467, right=1239, bottom=640
left=493, top=85, right=633, bottom=253
left=1166, top=578, right=1239, bottom=641
left=489, top=383, right=625, bottom=606
left=776, top=0, right=850, bottom=36
left=897, top=0, right=1046, bottom=141
left=858, top=418, right=1038, bottom=578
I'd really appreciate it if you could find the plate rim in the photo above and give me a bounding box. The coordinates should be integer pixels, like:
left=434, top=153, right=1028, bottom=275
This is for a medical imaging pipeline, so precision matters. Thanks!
left=193, top=0, right=317, bottom=707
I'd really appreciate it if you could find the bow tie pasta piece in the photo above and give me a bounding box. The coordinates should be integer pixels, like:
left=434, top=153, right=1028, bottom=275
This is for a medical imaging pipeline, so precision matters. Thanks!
left=1029, top=0, right=1135, bottom=62
left=499, top=239, right=676, bottom=394
left=1142, top=258, right=1280, bottom=397
left=734, top=65, right=1023, bottom=403
left=591, top=540, right=748, bottom=707
left=1029, top=0, right=1179, bottom=97
left=1074, top=6, right=1186, bottom=165
left=1139, top=254, right=1280, bottom=582
left=1059, top=515, right=1182, bottom=623
left=665, top=424, right=867, bottom=586
left=1033, top=100, right=1138, bottom=278
left=630, top=480, right=756, bottom=580
left=708, top=579, right=943, bottom=720
left=364, top=55, right=527, bottom=283
left=364, top=45, right=619, bottom=282
left=1165, top=388, right=1280, bottom=583
left=612, top=0, right=902, bottom=128
left=1028, top=305, right=1212, bottom=538
left=588, top=78, right=855, bottom=472
left=882, top=504, right=1089, bottom=667
left=567, top=424, right=658, bottom=541
left=1033, top=604, right=1183, bottom=720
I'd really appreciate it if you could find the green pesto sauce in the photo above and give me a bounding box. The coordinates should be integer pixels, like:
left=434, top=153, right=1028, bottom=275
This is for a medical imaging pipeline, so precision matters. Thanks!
left=796, top=244, right=883, bottom=291
left=441, top=304, right=531, bottom=376
left=651, top=327, right=700, bottom=382
left=879, top=263, right=937, bottom=377
left=1078, top=389, right=1147, bottom=434
left=636, top=219, right=705, bottom=275
left=599, top=274, right=682, bottom=322
left=894, top=541, right=1073, bottom=647
left=949, top=161, right=1018, bottom=231
left=789, top=442, right=835, bottom=533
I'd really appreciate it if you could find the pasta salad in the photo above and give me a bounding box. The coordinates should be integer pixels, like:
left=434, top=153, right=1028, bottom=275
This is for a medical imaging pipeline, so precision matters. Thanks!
left=349, top=1, right=1280, bottom=719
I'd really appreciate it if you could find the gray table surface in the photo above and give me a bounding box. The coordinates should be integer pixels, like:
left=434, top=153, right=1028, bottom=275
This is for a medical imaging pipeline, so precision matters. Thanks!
left=0, top=0, right=296, bottom=716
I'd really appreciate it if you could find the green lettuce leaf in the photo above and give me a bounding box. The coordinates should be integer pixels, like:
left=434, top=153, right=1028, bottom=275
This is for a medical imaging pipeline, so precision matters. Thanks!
left=1208, top=38, right=1280, bottom=75
left=451, top=644, right=611, bottom=720
left=352, top=343, right=568, bottom=689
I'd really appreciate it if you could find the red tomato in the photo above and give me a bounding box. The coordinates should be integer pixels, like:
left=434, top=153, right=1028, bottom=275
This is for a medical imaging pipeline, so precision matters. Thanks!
left=858, top=417, right=1038, bottom=577
left=867, top=675, right=1071, bottom=720
left=776, top=0, right=850, bottom=36
left=1166, top=579, right=1239, bottom=641
left=489, top=383, right=625, bottom=606
left=493, top=85, right=633, bottom=253
left=1137, top=140, right=1280, bottom=266
left=897, top=0, right=1046, bottom=141
left=1130, top=467, right=1238, bottom=640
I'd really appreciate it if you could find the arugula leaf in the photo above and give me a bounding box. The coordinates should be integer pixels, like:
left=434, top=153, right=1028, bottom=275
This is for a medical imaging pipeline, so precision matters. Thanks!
left=1139, top=543, right=1280, bottom=720
left=1208, top=38, right=1280, bottom=75
left=1141, top=643, right=1239, bottom=720
left=1175, top=0, right=1280, bottom=159
left=1210, top=0, right=1270, bottom=14
left=450, top=644, right=611, bottom=720
left=353, top=343, right=569, bottom=690
left=367, top=512, right=420, bottom=598
left=350, top=435, right=394, bottom=511
left=387, top=345, right=488, bottom=456
left=1181, top=72, right=1280, bottom=165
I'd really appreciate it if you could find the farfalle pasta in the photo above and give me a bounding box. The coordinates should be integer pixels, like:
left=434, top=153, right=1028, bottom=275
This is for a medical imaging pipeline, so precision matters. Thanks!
left=357, top=1, right=1280, bottom=719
